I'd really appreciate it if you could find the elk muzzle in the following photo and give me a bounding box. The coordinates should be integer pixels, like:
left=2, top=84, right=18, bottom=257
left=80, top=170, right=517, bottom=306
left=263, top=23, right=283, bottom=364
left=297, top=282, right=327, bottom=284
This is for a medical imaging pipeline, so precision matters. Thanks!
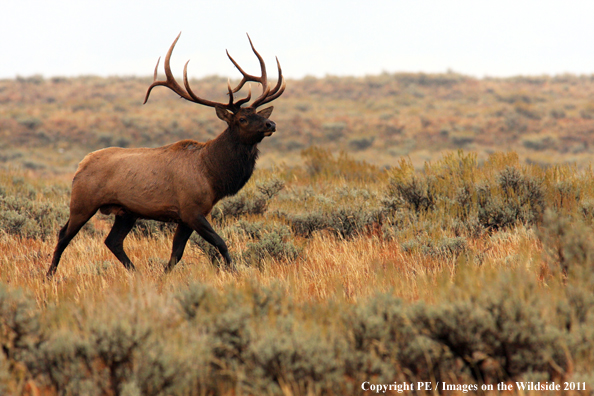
left=263, top=120, right=276, bottom=136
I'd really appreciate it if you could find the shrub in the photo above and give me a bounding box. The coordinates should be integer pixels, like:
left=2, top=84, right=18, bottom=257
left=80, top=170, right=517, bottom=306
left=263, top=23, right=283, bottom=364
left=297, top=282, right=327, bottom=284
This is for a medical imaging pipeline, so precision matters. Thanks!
left=176, top=282, right=214, bottom=321
left=211, top=177, right=284, bottom=222
left=129, top=340, right=191, bottom=396
left=85, top=316, right=152, bottom=396
left=0, top=195, right=68, bottom=240
left=208, top=306, right=253, bottom=367
left=27, top=331, right=94, bottom=395
left=281, top=205, right=383, bottom=239
left=477, top=166, right=545, bottom=230
left=345, top=293, right=445, bottom=383
left=386, top=173, right=436, bottom=213
left=233, top=221, right=302, bottom=267
left=345, top=284, right=571, bottom=385
left=212, top=193, right=267, bottom=220
left=537, top=209, right=594, bottom=276
left=244, top=228, right=301, bottom=267
left=0, top=286, right=40, bottom=364
left=326, top=206, right=384, bottom=239
left=348, top=136, right=375, bottom=151
left=131, top=219, right=176, bottom=238
left=256, top=177, right=285, bottom=199
left=413, top=296, right=567, bottom=382
left=245, top=319, right=345, bottom=395
left=280, top=211, right=327, bottom=238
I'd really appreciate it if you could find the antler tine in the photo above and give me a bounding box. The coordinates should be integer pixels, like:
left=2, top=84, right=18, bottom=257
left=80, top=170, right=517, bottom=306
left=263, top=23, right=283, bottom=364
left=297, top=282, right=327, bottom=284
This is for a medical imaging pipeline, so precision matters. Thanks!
left=257, top=79, right=286, bottom=108
left=226, top=34, right=269, bottom=96
left=145, top=33, right=230, bottom=109
left=153, top=57, right=160, bottom=81
left=144, top=33, right=194, bottom=104
left=234, top=83, right=252, bottom=108
left=226, top=79, right=234, bottom=107
left=183, top=60, right=227, bottom=108
left=251, top=57, right=286, bottom=108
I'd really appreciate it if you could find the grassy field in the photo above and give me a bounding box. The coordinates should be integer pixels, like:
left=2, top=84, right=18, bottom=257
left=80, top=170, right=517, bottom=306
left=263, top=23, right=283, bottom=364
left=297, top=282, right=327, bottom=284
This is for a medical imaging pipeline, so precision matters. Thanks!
left=2, top=72, right=594, bottom=171
left=1, top=73, right=594, bottom=394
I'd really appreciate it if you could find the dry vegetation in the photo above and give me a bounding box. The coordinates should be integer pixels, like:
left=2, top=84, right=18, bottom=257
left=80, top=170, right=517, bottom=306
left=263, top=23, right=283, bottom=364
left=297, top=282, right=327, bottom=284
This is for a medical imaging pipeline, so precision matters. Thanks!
left=2, top=72, right=594, bottom=171
left=1, top=73, right=594, bottom=395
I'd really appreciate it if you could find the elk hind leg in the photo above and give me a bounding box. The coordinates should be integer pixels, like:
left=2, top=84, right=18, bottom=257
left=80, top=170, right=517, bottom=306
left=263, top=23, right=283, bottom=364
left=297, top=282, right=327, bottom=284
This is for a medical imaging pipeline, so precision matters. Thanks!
left=104, top=213, right=137, bottom=271
left=165, top=223, right=194, bottom=273
left=47, top=211, right=96, bottom=279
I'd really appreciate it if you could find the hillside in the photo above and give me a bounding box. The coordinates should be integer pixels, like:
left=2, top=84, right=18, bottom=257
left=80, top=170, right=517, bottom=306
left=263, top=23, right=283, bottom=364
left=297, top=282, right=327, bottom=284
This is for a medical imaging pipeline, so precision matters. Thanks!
left=1, top=72, right=594, bottom=172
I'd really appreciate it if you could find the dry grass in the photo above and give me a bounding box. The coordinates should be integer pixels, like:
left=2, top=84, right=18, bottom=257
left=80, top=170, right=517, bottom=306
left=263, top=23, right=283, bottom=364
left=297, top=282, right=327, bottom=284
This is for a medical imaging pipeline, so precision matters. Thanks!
left=2, top=157, right=593, bottom=393
left=2, top=71, right=594, bottom=393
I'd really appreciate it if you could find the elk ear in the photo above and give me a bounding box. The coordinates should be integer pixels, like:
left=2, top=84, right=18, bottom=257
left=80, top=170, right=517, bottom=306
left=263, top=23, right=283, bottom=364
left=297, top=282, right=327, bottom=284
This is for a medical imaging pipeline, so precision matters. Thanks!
left=257, top=106, right=274, bottom=119
left=215, top=106, right=234, bottom=123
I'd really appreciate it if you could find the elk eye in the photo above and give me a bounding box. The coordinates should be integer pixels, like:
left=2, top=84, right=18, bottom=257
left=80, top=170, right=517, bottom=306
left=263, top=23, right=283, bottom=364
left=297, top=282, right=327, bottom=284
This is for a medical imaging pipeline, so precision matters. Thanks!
left=239, top=118, right=247, bottom=123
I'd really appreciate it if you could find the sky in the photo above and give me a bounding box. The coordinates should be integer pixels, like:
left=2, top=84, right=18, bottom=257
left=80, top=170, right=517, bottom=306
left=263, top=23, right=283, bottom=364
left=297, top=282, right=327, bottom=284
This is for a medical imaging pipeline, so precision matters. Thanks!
left=1, top=0, right=594, bottom=80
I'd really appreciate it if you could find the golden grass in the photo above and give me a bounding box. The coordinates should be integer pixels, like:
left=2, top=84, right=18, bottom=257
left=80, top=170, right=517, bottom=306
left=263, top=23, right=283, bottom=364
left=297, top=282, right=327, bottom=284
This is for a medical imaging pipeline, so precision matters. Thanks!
left=2, top=151, right=593, bottom=394
left=0, top=214, right=542, bottom=309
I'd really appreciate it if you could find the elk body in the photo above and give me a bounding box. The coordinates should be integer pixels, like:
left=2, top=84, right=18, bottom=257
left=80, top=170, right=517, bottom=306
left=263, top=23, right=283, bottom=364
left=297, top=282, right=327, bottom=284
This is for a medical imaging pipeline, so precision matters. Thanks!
left=46, top=33, right=285, bottom=278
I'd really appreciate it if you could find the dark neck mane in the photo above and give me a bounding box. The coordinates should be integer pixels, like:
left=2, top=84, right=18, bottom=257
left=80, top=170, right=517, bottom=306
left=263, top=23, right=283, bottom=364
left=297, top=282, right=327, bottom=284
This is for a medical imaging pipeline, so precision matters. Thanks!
left=201, top=128, right=259, bottom=201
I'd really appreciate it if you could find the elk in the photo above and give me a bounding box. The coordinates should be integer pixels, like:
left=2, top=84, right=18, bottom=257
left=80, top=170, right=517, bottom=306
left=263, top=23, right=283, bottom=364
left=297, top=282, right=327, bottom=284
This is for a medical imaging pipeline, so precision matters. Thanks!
left=46, top=33, right=285, bottom=278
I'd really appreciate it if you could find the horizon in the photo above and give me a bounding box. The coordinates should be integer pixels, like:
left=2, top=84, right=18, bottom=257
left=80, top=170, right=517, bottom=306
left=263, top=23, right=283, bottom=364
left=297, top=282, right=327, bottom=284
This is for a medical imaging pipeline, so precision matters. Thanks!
left=7, top=69, right=594, bottom=82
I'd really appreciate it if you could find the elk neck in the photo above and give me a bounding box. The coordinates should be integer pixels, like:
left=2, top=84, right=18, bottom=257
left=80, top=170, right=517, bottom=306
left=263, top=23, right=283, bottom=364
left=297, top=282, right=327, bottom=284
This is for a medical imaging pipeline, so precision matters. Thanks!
left=201, top=126, right=260, bottom=200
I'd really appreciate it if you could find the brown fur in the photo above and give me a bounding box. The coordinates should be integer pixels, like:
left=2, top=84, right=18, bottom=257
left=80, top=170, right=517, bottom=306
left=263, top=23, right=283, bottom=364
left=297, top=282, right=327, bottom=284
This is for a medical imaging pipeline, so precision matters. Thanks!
left=47, top=107, right=276, bottom=277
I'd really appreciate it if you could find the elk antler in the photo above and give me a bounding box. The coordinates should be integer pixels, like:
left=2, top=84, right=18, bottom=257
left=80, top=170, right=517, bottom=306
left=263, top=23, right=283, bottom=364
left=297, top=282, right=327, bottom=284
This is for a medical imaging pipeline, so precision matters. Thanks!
left=144, top=32, right=243, bottom=111
left=144, top=33, right=284, bottom=112
left=226, top=34, right=286, bottom=109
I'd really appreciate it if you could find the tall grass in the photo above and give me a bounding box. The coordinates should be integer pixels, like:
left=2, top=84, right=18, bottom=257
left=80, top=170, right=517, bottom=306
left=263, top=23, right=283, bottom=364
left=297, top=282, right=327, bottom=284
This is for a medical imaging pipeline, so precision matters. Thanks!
left=1, top=150, right=594, bottom=394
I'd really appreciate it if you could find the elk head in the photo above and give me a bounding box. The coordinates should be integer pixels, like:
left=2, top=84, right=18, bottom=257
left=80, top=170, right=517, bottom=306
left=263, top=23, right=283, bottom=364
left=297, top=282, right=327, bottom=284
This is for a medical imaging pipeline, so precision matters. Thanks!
left=144, top=33, right=285, bottom=145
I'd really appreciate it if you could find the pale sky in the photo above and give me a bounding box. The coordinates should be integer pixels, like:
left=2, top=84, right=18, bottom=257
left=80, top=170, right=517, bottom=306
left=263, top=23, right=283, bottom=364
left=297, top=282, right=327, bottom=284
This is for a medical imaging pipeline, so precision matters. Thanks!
left=1, top=0, right=593, bottom=80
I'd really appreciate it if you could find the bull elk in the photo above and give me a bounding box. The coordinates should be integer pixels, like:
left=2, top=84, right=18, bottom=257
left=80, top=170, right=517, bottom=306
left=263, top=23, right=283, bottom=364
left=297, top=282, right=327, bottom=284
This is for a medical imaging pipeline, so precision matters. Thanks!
left=46, top=33, right=285, bottom=278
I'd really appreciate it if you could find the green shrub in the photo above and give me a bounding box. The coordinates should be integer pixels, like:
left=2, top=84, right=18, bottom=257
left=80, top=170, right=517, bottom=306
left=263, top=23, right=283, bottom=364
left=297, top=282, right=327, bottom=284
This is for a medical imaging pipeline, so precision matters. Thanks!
left=348, top=136, right=375, bottom=151
left=0, top=286, right=40, bottom=364
left=176, top=282, right=214, bottom=321
left=245, top=319, right=345, bottom=395
left=0, top=195, right=68, bottom=240
left=280, top=211, right=327, bottom=238
left=256, top=177, right=285, bottom=199
left=213, top=193, right=267, bottom=220
left=27, top=331, right=94, bottom=396
left=413, top=296, right=565, bottom=382
left=244, top=228, right=301, bottom=267
left=208, top=306, right=253, bottom=367
left=281, top=205, right=383, bottom=239
left=477, top=166, right=545, bottom=230
left=326, top=206, right=384, bottom=239
left=386, top=173, right=436, bottom=213
left=345, top=293, right=445, bottom=383
left=211, top=177, right=284, bottom=222
left=85, top=316, right=152, bottom=396
left=131, top=219, right=176, bottom=238
left=129, top=340, right=192, bottom=396
left=232, top=221, right=302, bottom=267
left=537, top=209, right=594, bottom=276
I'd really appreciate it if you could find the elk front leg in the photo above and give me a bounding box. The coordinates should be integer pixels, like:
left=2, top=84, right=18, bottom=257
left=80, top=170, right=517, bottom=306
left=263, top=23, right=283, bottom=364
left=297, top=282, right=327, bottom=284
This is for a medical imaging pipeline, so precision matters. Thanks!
left=189, top=215, right=233, bottom=268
